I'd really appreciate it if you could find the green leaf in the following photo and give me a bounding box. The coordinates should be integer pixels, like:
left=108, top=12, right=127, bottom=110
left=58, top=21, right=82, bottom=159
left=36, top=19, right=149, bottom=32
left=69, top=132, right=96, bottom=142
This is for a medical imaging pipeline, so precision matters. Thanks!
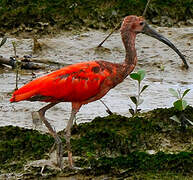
left=160, top=63, right=165, bottom=71
left=170, top=115, right=181, bottom=124
left=12, top=41, right=16, bottom=46
left=136, top=109, right=141, bottom=113
left=173, top=99, right=187, bottom=111
left=130, top=73, right=140, bottom=81
left=186, top=118, right=193, bottom=126
left=140, top=85, right=148, bottom=94
left=130, top=96, right=137, bottom=105
left=182, top=89, right=190, bottom=98
left=138, top=69, right=146, bottom=81
left=181, top=100, right=188, bottom=110
left=169, top=88, right=179, bottom=98
left=129, top=108, right=135, bottom=115
left=86, top=152, right=95, bottom=157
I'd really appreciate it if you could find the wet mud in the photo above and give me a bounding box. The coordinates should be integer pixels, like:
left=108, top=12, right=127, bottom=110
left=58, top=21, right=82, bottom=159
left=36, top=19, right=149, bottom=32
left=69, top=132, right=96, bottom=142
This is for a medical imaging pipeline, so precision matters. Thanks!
left=0, top=26, right=193, bottom=132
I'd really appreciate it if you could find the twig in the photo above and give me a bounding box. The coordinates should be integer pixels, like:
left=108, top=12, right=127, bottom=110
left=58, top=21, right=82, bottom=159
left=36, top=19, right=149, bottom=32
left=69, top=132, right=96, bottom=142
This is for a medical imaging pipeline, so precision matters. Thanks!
left=97, top=22, right=121, bottom=47
left=0, top=37, right=7, bottom=48
left=0, top=56, right=59, bottom=70
left=100, top=100, right=113, bottom=115
left=97, top=0, right=152, bottom=47
left=142, top=0, right=151, bottom=17
left=12, top=41, right=19, bottom=90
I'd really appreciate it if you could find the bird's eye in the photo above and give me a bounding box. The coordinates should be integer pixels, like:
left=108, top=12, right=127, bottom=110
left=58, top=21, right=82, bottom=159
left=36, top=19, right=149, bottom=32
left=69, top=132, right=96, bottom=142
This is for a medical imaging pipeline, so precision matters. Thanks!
left=139, top=21, right=144, bottom=26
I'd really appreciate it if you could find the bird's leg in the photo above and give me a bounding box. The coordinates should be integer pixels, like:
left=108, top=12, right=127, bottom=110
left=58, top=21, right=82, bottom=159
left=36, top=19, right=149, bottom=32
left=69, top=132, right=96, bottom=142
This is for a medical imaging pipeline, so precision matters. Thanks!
left=65, top=109, right=77, bottom=168
left=65, top=103, right=81, bottom=168
left=38, top=102, right=63, bottom=169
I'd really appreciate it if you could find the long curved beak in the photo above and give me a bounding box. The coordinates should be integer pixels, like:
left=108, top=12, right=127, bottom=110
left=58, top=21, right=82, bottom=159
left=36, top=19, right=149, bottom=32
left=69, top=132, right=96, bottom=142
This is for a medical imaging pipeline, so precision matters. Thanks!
left=142, top=23, right=189, bottom=69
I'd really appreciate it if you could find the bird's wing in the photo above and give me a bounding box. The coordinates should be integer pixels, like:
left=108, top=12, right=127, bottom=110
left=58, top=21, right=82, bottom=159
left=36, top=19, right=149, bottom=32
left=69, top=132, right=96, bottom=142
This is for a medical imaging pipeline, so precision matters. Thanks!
left=10, top=61, right=113, bottom=102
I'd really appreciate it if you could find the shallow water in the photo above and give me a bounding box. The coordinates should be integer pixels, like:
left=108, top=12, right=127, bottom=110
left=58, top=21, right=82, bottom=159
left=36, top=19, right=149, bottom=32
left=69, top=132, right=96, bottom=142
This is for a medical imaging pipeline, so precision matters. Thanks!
left=0, top=26, right=193, bottom=132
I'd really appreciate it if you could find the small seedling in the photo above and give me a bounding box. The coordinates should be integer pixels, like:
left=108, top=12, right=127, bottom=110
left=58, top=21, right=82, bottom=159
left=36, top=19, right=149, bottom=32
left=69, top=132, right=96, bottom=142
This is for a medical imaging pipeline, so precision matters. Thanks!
left=12, top=41, right=21, bottom=90
left=129, top=69, right=148, bottom=116
left=169, top=88, right=193, bottom=127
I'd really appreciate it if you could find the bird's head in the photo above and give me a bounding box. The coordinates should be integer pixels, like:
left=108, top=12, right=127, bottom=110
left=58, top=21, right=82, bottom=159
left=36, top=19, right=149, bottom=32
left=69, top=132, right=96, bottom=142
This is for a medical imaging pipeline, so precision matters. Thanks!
left=121, top=15, right=189, bottom=69
left=121, top=15, right=145, bottom=34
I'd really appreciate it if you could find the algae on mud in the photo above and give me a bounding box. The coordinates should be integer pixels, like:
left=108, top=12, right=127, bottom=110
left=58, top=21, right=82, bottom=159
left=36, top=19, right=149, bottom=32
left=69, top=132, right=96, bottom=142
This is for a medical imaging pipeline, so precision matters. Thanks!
left=0, top=106, right=192, bottom=178
left=0, top=126, right=54, bottom=172
left=0, top=0, right=193, bottom=35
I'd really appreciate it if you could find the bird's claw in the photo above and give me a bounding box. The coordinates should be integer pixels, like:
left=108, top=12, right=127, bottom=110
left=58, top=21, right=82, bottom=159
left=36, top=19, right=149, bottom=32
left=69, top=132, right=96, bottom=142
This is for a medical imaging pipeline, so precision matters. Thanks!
left=69, top=166, right=83, bottom=171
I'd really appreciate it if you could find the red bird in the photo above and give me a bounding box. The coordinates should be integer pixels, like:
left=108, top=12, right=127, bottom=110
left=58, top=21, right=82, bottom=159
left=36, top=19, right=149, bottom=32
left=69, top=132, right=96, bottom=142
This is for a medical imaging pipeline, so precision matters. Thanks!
left=10, top=15, right=188, bottom=169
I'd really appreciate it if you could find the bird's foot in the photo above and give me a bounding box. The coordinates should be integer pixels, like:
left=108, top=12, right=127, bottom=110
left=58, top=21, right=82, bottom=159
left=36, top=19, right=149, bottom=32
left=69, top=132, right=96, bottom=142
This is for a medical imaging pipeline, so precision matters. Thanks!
left=69, top=166, right=83, bottom=171
left=66, top=152, right=83, bottom=170
left=24, top=159, right=61, bottom=175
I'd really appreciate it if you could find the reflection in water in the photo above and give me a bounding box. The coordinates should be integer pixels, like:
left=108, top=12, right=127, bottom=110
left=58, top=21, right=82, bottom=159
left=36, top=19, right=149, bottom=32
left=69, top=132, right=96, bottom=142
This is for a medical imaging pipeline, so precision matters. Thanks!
left=0, top=27, right=192, bottom=131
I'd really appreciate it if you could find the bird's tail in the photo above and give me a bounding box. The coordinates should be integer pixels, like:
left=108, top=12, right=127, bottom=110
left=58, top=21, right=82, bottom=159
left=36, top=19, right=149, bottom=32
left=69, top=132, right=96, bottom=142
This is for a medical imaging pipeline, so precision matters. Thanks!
left=10, top=88, right=37, bottom=102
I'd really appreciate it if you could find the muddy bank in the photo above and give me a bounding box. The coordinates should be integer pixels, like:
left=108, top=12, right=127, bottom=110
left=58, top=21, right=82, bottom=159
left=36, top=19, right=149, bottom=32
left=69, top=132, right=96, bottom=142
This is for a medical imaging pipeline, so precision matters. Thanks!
left=0, top=0, right=193, bottom=35
left=0, top=106, right=193, bottom=179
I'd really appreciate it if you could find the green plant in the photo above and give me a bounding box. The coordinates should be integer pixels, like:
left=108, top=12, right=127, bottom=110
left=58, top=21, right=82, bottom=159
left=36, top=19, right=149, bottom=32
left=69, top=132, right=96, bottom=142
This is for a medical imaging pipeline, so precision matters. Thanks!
left=129, top=69, right=148, bottom=116
left=169, top=88, right=193, bottom=127
left=12, top=41, right=21, bottom=90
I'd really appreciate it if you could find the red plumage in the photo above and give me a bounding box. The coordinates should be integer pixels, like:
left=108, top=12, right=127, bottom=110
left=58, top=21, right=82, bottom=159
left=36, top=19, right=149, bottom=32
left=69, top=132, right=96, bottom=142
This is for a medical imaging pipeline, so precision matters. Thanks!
left=10, top=60, right=118, bottom=103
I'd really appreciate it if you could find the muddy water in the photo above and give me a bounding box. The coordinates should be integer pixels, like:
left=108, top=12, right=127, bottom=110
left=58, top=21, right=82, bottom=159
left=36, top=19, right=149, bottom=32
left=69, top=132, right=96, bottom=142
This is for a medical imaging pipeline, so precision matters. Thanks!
left=0, top=26, right=193, bottom=132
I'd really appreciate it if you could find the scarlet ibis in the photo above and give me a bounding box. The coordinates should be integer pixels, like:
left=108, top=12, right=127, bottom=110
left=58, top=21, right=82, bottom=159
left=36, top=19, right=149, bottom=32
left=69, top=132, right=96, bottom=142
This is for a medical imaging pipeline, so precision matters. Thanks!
left=10, top=15, right=188, bottom=169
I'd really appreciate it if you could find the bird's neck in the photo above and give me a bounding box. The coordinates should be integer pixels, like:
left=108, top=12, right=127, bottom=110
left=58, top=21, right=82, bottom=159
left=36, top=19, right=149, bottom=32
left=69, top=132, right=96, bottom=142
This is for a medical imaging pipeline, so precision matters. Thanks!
left=121, top=31, right=137, bottom=74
